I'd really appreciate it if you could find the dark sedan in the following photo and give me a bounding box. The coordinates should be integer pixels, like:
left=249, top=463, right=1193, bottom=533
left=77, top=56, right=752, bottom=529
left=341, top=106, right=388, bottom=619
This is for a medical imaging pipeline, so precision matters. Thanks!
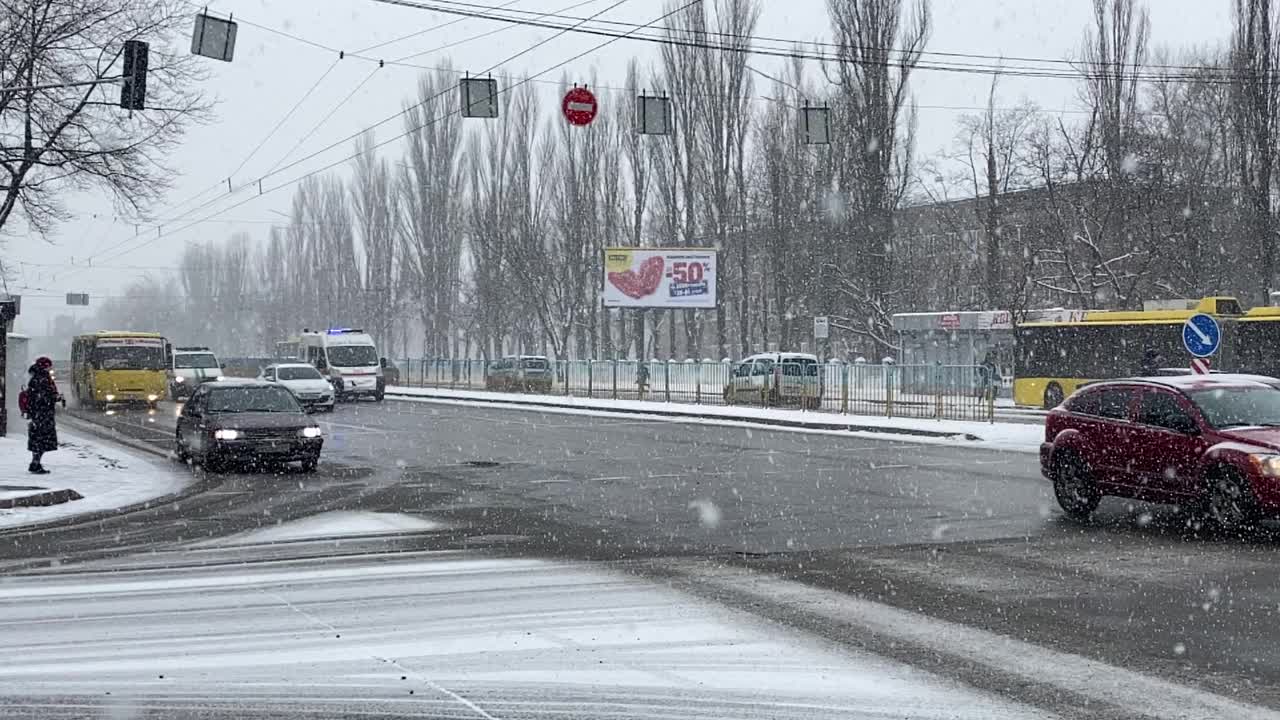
left=175, top=380, right=323, bottom=472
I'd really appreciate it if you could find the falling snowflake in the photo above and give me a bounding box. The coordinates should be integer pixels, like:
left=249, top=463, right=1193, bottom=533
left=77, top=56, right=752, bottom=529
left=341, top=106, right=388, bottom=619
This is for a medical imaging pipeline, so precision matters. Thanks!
left=687, top=499, right=721, bottom=528
left=1121, top=153, right=1141, bottom=175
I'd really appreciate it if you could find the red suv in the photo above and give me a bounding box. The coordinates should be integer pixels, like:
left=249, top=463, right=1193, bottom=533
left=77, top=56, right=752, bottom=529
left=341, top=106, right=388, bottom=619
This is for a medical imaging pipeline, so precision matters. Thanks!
left=1041, top=375, right=1280, bottom=528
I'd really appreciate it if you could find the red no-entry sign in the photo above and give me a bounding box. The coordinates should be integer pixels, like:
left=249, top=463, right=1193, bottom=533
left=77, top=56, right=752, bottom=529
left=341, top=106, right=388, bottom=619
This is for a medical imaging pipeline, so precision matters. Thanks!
left=562, top=86, right=598, bottom=126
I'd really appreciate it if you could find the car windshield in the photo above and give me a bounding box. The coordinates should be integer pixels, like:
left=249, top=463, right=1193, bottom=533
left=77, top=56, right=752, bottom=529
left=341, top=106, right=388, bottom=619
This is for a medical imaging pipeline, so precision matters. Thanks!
left=92, top=344, right=164, bottom=371
left=174, top=353, right=219, bottom=369
left=277, top=366, right=322, bottom=381
left=206, top=386, right=300, bottom=413
left=522, top=358, right=549, bottom=370
left=326, top=345, right=378, bottom=367
left=1190, top=386, right=1280, bottom=427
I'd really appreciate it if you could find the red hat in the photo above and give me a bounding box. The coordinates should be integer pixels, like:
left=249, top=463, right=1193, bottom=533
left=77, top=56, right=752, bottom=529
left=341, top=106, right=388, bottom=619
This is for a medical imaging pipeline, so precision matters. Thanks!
left=34, top=356, right=52, bottom=368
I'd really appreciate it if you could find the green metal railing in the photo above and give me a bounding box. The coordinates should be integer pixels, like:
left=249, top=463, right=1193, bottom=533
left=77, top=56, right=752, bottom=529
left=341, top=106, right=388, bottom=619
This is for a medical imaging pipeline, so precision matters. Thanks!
left=390, top=358, right=997, bottom=422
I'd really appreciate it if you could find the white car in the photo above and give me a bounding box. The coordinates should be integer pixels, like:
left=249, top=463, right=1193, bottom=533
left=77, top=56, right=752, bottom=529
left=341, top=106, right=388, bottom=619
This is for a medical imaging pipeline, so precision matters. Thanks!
left=724, top=352, right=823, bottom=409
left=260, top=363, right=335, bottom=412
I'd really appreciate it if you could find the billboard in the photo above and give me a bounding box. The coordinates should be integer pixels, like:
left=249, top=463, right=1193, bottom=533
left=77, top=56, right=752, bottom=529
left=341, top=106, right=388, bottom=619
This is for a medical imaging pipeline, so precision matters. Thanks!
left=602, top=248, right=717, bottom=308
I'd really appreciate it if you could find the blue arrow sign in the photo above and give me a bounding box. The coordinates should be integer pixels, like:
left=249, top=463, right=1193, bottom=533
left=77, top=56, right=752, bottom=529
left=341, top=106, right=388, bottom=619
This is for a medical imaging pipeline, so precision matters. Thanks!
left=1182, top=313, right=1221, bottom=358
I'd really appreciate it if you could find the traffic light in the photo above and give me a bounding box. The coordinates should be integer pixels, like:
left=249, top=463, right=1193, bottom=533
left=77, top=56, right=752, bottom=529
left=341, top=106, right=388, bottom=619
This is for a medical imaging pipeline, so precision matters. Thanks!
left=120, top=39, right=148, bottom=110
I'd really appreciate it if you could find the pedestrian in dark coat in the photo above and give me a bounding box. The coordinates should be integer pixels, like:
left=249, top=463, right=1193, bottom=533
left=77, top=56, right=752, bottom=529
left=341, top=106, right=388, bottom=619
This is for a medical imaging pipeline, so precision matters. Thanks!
left=25, top=356, right=61, bottom=474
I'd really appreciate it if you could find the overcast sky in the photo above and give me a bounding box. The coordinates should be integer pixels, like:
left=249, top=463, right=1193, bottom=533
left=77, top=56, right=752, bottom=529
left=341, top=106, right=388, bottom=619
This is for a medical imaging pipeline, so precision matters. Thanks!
left=8, top=0, right=1232, bottom=334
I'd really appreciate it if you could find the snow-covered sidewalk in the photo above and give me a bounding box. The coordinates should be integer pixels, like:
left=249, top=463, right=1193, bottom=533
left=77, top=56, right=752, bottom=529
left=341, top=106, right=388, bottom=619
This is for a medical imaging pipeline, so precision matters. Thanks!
left=0, top=429, right=191, bottom=530
left=386, top=385, right=1044, bottom=453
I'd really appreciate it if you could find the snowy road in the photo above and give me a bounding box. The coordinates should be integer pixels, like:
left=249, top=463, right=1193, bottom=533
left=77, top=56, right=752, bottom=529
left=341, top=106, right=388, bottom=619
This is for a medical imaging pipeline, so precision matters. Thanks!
left=0, top=543, right=1048, bottom=719
left=9, top=399, right=1280, bottom=717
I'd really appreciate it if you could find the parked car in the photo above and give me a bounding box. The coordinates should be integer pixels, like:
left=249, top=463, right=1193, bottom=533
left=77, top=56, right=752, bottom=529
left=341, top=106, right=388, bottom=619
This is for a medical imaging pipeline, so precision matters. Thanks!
left=174, top=379, right=323, bottom=473
left=486, top=356, right=554, bottom=393
left=723, top=352, right=822, bottom=409
left=260, top=362, right=335, bottom=412
left=1041, top=374, right=1280, bottom=528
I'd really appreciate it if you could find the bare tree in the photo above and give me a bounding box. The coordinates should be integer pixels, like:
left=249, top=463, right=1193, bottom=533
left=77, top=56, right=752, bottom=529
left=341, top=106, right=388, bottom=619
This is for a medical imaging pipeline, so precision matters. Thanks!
left=824, top=0, right=930, bottom=353
left=351, top=131, right=399, bottom=351
left=398, top=69, right=463, bottom=357
left=619, top=60, right=652, bottom=359
left=944, top=77, right=1038, bottom=309
left=1231, top=0, right=1280, bottom=301
left=693, top=0, right=758, bottom=357
left=0, top=0, right=208, bottom=240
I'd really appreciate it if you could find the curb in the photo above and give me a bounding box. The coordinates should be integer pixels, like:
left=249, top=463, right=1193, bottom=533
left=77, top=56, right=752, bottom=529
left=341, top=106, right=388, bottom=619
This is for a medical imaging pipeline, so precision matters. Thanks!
left=0, top=488, right=84, bottom=509
left=0, top=416, right=221, bottom=537
left=385, top=389, right=981, bottom=441
left=59, top=413, right=170, bottom=459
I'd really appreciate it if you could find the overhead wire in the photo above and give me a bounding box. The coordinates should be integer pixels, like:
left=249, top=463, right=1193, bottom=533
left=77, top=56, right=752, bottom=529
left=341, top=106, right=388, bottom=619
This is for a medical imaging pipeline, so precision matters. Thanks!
left=230, top=57, right=341, bottom=180
left=69, top=0, right=543, bottom=278
left=366, top=0, right=1277, bottom=83
left=266, top=0, right=606, bottom=175
left=89, top=0, right=659, bottom=268
left=72, top=0, right=1227, bottom=287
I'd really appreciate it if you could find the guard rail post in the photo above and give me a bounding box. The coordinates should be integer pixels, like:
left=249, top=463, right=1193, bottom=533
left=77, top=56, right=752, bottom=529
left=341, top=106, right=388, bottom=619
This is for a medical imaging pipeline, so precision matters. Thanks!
left=664, top=361, right=671, bottom=403
left=612, top=360, right=618, bottom=400
left=841, top=364, right=849, bottom=414
left=587, top=360, right=594, bottom=397
left=935, top=374, right=943, bottom=419
left=695, top=360, right=702, bottom=404
left=885, top=367, right=895, bottom=418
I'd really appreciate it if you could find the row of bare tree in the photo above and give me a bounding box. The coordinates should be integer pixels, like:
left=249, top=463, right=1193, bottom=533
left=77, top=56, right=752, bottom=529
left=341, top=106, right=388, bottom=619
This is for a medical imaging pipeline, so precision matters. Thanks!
left=94, top=0, right=1280, bottom=360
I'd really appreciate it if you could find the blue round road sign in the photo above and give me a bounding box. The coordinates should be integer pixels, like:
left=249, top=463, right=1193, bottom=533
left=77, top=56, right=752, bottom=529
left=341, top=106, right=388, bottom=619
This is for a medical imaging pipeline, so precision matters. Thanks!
left=1182, top=313, right=1221, bottom=357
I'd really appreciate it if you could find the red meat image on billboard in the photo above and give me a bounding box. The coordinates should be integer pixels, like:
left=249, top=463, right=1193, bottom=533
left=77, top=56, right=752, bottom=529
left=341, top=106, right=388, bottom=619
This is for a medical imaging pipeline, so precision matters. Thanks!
left=602, top=248, right=717, bottom=309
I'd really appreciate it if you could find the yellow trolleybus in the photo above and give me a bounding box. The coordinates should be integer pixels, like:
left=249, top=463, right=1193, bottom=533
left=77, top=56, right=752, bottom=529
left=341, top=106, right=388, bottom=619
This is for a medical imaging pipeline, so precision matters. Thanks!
left=1013, top=297, right=1243, bottom=409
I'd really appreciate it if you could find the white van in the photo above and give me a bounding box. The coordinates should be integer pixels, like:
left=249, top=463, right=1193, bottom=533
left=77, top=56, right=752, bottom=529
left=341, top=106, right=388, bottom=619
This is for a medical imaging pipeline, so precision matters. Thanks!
left=724, top=352, right=823, bottom=409
left=167, top=346, right=223, bottom=400
left=300, top=329, right=385, bottom=401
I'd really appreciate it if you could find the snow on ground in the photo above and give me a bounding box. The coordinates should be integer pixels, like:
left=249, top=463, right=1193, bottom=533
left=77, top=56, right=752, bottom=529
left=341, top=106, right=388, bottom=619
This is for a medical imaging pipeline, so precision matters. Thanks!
left=194, top=510, right=448, bottom=547
left=0, top=551, right=1048, bottom=719
left=387, top=385, right=1045, bottom=453
left=0, top=429, right=189, bottom=530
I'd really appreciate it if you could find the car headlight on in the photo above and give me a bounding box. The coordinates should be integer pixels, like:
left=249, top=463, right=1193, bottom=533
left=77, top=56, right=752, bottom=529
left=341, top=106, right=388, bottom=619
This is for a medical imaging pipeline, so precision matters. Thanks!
left=213, top=429, right=240, bottom=441
left=104, top=394, right=115, bottom=402
left=216, top=376, right=227, bottom=382
left=300, top=426, right=322, bottom=439
left=147, top=394, right=158, bottom=402
left=174, top=376, right=185, bottom=383
left=1250, top=454, right=1280, bottom=477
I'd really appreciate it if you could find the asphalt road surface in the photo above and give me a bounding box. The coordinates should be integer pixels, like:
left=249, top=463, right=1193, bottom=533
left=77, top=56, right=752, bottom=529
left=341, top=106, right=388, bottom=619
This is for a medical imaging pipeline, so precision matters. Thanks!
left=1, top=397, right=1278, bottom=718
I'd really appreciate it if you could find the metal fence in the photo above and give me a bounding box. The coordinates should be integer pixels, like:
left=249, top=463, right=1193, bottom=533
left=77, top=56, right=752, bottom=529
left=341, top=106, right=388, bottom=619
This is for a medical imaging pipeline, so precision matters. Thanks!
left=390, top=358, right=997, bottom=422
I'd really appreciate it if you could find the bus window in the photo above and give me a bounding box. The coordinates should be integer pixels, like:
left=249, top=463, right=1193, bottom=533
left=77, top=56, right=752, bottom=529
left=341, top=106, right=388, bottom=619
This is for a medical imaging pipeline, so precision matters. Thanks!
left=92, top=344, right=164, bottom=371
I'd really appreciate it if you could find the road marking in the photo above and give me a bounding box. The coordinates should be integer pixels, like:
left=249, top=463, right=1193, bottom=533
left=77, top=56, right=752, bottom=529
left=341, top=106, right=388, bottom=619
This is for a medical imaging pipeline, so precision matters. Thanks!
left=670, top=561, right=1279, bottom=720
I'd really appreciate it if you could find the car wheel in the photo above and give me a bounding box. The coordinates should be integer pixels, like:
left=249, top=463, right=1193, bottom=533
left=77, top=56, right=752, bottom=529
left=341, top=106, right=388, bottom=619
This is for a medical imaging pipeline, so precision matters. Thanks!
left=1044, top=383, right=1065, bottom=409
left=174, top=434, right=190, bottom=463
left=1204, top=467, right=1260, bottom=532
left=301, top=456, right=319, bottom=473
left=1053, top=452, right=1100, bottom=520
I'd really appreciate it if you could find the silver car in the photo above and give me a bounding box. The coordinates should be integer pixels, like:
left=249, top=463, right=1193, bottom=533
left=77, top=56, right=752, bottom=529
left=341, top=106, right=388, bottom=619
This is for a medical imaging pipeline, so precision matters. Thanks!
left=260, top=362, right=336, bottom=412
